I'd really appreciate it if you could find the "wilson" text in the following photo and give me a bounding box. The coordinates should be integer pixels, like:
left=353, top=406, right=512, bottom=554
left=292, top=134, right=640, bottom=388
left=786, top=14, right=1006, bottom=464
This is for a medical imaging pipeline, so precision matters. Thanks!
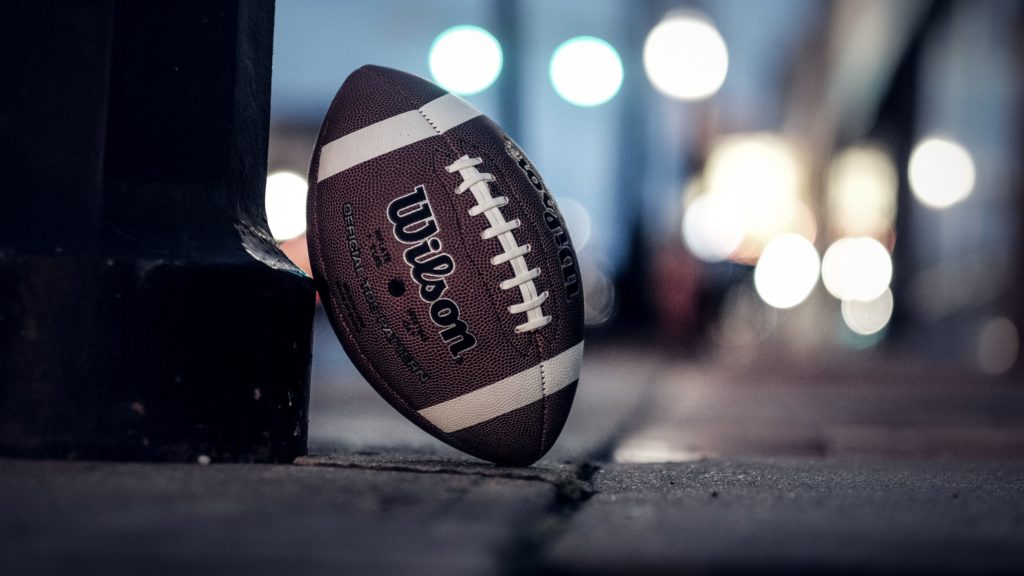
left=387, top=185, right=477, bottom=359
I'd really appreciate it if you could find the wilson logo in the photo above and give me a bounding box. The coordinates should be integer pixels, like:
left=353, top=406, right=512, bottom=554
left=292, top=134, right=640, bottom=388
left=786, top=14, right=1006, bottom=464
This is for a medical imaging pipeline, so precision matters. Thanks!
left=387, top=185, right=477, bottom=359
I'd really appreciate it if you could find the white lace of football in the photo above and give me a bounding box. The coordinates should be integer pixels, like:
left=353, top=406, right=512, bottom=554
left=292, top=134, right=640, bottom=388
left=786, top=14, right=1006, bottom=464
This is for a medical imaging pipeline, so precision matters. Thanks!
left=446, top=155, right=551, bottom=333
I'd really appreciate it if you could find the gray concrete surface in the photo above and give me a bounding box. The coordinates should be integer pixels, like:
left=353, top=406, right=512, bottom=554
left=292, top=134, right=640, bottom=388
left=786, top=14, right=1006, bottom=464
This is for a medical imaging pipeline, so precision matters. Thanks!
left=3, top=312, right=1024, bottom=575
left=548, top=458, right=1024, bottom=575
left=0, top=458, right=556, bottom=576
left=4, top=455, right=1023, bottom=575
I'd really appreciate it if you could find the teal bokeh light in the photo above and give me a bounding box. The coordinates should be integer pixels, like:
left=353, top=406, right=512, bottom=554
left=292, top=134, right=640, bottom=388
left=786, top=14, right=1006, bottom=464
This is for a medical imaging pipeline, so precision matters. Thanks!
left=549, top=36, right=623, bottom=107
left=429, top=25, right=503, bottom=95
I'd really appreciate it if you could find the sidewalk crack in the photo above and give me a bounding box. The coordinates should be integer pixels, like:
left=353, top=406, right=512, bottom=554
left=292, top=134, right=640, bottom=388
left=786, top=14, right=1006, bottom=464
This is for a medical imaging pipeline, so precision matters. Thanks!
left=501, top=460, right=601, bottom=576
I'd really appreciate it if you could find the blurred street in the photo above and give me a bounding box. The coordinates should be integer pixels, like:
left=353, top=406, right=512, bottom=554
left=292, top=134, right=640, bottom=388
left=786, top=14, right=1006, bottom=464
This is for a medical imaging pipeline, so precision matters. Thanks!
left=5, top=1, right=1024, bottom=574
left=4, top=312, right=1023, bottom=575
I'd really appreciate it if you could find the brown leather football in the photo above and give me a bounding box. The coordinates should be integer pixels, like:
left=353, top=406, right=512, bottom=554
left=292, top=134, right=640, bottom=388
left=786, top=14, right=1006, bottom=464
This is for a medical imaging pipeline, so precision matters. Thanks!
left=307, top=65, right=585, bottom=465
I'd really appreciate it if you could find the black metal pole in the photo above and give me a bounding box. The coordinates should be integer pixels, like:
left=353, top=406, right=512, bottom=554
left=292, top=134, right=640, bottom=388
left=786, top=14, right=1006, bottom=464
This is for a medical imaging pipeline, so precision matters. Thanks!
left=0, top=0, right=314, bottom=462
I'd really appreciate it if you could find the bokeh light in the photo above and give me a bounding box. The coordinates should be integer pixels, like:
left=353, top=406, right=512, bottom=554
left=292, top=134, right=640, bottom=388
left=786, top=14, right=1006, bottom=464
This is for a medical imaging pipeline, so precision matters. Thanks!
left=557, top=197, right=593, bottom=251
left=908, top=136, right=976, bottom=209
left=977, top=317, right=1019, bottom=375
left=754, top=234, right=820, bottom=309
left=265, top=171, right=308, bottom=241
left=841, top=289, right=894, bottom=336
left=581, top=260, right=617, bottom=327
left=613, top=436, right=705, bottom=464
left=821, top=237, right=893, bottom=302
left=702, top=133, right=810, bottom=261
left=549, top=36, right=623, bottom=107
left=681, top=189, right=744, bottom=263
left=826, top=144, right=897, bottom=240
left=429, top=25, right=503, bottom=95
left=643, top=10, right=728, bottom=101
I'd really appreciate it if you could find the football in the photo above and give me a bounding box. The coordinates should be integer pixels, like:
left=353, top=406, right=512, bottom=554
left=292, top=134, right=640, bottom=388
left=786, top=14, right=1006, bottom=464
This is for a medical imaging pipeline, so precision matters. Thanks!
left=307, top=65, right=585, bottom=465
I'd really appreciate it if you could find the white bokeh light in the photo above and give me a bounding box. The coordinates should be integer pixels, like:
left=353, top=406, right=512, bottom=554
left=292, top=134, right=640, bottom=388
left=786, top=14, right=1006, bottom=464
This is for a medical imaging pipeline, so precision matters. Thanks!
left=908, top=136, right=976, bottom=209
left=819, top=236, right=892, bottom=301
left=582, top=260, right=617, bottom=327
left=702, top=133, right=809, bottom=260
left=643, top=10, right=728, bottom=101
left=821, top=237, right=893, bottom=302
left=826, top=144, right=897, bottom=239
left=556, top=197, right=592, bottom=251
left=754, top=234, right=820, bottom=309
left=682, top=192, right=743, bottom=262
left=549, top=36, right=623, bottom=107
left=705, top=135, right=800, bottom=227
left=265, top=171, right=308, bottom=241
left=429, top=25, right=503, bottom=95
left=841, top=289, right=894, bottom=336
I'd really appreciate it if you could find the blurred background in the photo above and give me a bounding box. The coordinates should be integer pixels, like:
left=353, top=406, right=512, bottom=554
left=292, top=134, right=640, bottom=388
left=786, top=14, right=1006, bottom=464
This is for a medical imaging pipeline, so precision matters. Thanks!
left=7, top=3, right=1024, bottom=573
left=266, top=0, right=1023, bottom=384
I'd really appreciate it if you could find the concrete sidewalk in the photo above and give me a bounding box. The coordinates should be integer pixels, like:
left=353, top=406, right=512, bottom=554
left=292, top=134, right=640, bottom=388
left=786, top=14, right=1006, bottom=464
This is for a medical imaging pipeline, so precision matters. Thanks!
left=549, top=458, right=1024, bottom=575
left=3, top=456, right=1023, bottom=575
left=3, top=315, right=1024, bottom=575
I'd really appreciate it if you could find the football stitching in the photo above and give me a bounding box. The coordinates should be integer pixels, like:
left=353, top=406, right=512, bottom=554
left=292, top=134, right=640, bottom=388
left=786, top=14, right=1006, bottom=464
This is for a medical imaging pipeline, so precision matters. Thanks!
left=417, top=108, right=442, bottom=135
left=415, top=113, right=550, bottom=455
left=485, top=149, right=562, bottom=456
left=445, top=155, right=551, bottom=334
left=393, top=83, right=535, bottom=350
left=409, top=90, right=553, bottom=458
left=439, top=144, right=535, bottom=359
left=411, top=114, right=534, bottom=358
left=538, top=351, right=550, bottom=453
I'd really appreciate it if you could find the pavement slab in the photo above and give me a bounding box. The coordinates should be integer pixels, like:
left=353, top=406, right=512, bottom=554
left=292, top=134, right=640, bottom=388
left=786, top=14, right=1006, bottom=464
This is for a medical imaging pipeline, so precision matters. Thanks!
left=0, top=457, right=563, bottom=576
left=6, top=336, right=1024, bottom=575
left=544, top=458, right=1024, bottom=575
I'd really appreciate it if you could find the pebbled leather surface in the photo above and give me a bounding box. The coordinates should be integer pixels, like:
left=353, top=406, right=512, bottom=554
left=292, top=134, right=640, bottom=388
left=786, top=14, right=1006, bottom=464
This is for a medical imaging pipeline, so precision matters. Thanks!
left=307, top=66, right=584, bottom=465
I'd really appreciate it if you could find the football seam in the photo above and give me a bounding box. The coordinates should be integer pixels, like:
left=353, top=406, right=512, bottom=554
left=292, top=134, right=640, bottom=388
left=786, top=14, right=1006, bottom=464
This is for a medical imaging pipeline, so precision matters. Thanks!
left=485, top=152, right=565, bottom=453
left=416, top=108, right=442, bottom=135
left=538, top=348, right=550, bottom=451
left=415, top=98, right=551, bottom=458
left=363, top=66, right=552, bottom=459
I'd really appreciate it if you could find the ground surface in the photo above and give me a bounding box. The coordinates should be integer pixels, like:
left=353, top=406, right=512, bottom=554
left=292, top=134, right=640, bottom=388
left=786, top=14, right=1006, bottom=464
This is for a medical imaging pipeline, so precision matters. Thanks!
left=2, top=312, right=1023, bottom=575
